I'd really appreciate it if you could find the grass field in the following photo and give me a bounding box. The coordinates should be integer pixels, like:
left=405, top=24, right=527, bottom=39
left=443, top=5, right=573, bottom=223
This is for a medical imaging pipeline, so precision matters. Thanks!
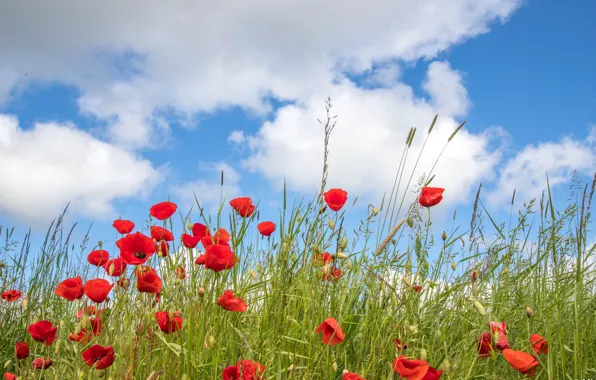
left=1, top=113, right=595, bottom=379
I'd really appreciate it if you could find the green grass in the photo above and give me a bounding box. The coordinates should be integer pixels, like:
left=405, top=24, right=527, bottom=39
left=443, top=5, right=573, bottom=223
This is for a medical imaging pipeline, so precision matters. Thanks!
left=1, top=109, right=595, bottom=379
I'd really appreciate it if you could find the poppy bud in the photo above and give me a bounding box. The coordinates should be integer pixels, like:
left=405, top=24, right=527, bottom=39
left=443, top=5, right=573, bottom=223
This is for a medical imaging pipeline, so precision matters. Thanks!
left=181, top=375, right=189, bottom=380
left=435, top=329, right=442, bottom=339
left=332, top=362, right=338, bottom=371
left=420, top=348, right=427, bottom=361
left=209, top=335, right=216, bottom=347
left=441, top=358, right=451, bottom=371
left=102, top=309, right=111, bottom=318
left=98, top=241, right=102, bottom=248
left=346, top=260, right=353, bottom=269
left=318, top=205, right=327, bottom=215
left=526, top=306, right=533, bottom=318
left=289, top=364, right=295, bottom=373
left=198, top=287, right=205, bottom=297
left=4, top=360, right=11, bottom=369
left=334, top=252, right=347, bottom=259
left=407, top=217, right=414, bottom=228
left=328, top=218, right=335, bottom=230
left=250, top=268, right=256, bottom=278
left=342, top=369, right=349, bottom=374
left=339, top=237, right=348, bottom=250
left=22, top=297, right=28, bottom=311
left=257, top=263, right=263, bottom=273
left=451, top=261, right=456, bottom=271
left=423, top=261, right=429, bottom=270
left=372, top=207, right=379, bottom=216
left=474, top=300, right=486, bottom=315
left=296, top=212, right=302, bottom=223
left=472, top=270, right=478, bottom=282
left=391, top=238, right=397, bottom=245
left=441, top=231, right=447, bottom=241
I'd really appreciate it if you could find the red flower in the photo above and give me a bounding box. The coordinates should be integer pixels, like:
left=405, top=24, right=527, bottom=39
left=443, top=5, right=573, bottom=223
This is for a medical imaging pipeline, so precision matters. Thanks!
left=149, top=201, right=178, bottom=220
left=191, top=223, right=209, bottom=239
left=31, top=357, right=52, bottom=370
left=69, top=329, right=92, bottom=344
left=418, top=187, right=444, bottom=208
left=175, top=266, right=186, bottom=280
left=343, top=372, right=366, bottom=380
left=201, top=228, right=231, bottom=247
left=392, top=356, right=430, bottom=380
left=324, top=188, right=348, bottom=211
left=76, top=306, right=97, bottom=319
left=217, top=290, right=247, bottom=312
left=530, top=334, right=548, bottom=355
left=322, top=268, right=344, bottom=282
left=15, top=342, right=29, bottom=360
left=182, top=233, right=201, bottom=248
left=421, top=367, right=442, bottom=380
left=257, top=221, right=276, bottom=237
left=155, top=311, right=183, bottom=333
left=395, top=339, right=408, bottom=351
left=205, top=244, right=236, bottom=272
left=89, top=317, right=103, bottom=336
left=87, top=249, right=109, bottom=266
left=112, top=219, right=135, bottom=234
left=315, top=318, right=345, bottom=346
left=84, top=279, right=113, bottom=303
left=488, top=321, right=509, bottom=350
left=81, top=344, right=115, bottom=370
left=28, top=321, right=57, bottom=346
left=314, top=252, right=333, bottom=264
left=230, top=197, right=256, bottom=217
left=117, top=277, right=130, bottom=289
left=195, top=254, right=206, bottom=265
left=4, top=372, right=17, bottom=380
left=55, top=276, right=85, bottom=301
left=2, top=290, right=22, bottom=302
left=222, top=360, right=265, bottom=380
left=412, top=284, right=422, bottom=293
left=103, top=258, right=127, bottom=277
left=136, top=267, right=163, bottom=294
left=117, top=232, right=157, bottom=265
left=157, top=240, right=170, bottom=257
left=150, top=226, right=174, bottom=242
left=502, top=348, right=539, bottom=377
left=477, top=331, right=493, bottom=358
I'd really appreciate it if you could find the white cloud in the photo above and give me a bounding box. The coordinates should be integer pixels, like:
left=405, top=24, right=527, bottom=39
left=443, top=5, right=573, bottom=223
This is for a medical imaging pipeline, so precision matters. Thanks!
left=423, top=61, right=471, bottom=117
left=172, top=162, right=242, bottom=215
left=237, top=64, right=503, bottom=212
left=0, top=115, right=163, bottom=227
left=488, top=133, right=596, bottom=207
left=0, top=0, right=521, bottom=149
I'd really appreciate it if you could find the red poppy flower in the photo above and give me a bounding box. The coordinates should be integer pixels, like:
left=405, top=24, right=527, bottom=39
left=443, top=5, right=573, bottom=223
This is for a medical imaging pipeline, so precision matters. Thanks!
left=155, top=311, right=183, bottom=333
left=2, top=290, right=22, bottom=302
left=157, top=240, right=170, bottom=257
left=502, top=348, right=539, bottom=377
left=229, top=197, right=256, bottom=217
left=222, top=360, right=265, bottom=380
left=136, top=267, right=163, bottom=294
left=315, top=318, right=345, bottom=346
left=4, top=372, right=17, bottom=380
left=28, top=321, right=57, bottom=346
left=343, top=372, right=366, bottom=380
left=181, top=233, right=201, bottom=248
left=69, top=329, right=92, bottom=344
left=103, top=258, right=127, bottom=277
left=395, top=339, right=408, bottom=351
left=488, top=321, right=509, bottom=350
left=15, top=342, right=29, bottom=360
left=89, top=317, right=103, bottom=336
left=81, top=344, right=115, bottom=370
left=217, top=290, right=247, bottom=312
left=31, top=357, right=52, bottom=370
left=150, top=226, right=174, bottom=242
left=149, top=201, right=178, bottom=220
left=195, top=254, right=206, bottom=265
left=392, top=356, right=430, bottom=380
left=412, top=284, right=422, bottom=293
left=322, top=268, right=344, bottom=282
left=55, top=276, right=85, bottom=301
left=201, top=228, right=231, bottom=247
left=314, top=252, right=333, bottom=264
left=257, top=221, right=276, bottom=237
left=421, top=366, right=442, bottom=380
left=87, top=249, right=109, bottom=266
left=530, top=334, right=548, bottom=355
left=175, top=266, right=186, bottom=280
left=191, top=223, right=209, bottom=239
left=205, top=244, right=236, bottom=272
left=76, top=306, right=97, bottom=319
left=418, top=187, right=444, bottom=208
left=324, top=188, right=348, bottom=211
left=117, top=232, right=157, bottom=265
left=112, top=219, right=135, bottom=234
left=84, top=279, right=113, bottom=303
left=477, top=331, right=493, bottom=358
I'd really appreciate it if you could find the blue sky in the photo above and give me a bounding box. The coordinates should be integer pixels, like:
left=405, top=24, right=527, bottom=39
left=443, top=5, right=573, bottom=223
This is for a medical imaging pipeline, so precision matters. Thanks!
left=0, top=0, right=594, bottom=265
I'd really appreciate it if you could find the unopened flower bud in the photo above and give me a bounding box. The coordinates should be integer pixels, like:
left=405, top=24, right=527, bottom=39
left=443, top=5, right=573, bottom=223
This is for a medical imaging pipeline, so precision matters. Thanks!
left=346, top=260, right=353, bottom=269
left=420, top=348, right=427, bottom=361
left=198, top=287, right=205, bottom=297
left=472, top=270, right=478, bottom=282
left=342, top=369, right=349, bottom=375
left=372, top=207, right=379, bottom=216
left=22, top=297, right=28, bottom=311
left=334, top=252, right=347, bottom=259
left=451, top=261, right=456, bottom=271
left=4, top=360, right=11, bottom=369
left=474, top=300, right=486, bottom=315
left=339, top=237, right=348, bottom=250
left=249, top=268, right=256, bottom=278
left=526, top=306, right=533, bottom=318
left=441, top=231, right=447, bottom=241
left=98, top=241, right=102, bottom=248
left=318, top=205, right=327, bottom=215
left=296, top=212, right=302, bottom=223
left=441, top=359, right=451, bottom=371
left=332, top=362, right=338, bottom=371
left=328, top=218, right=335, bottom=230
left=407, top=217, right=414, bottom=228
left=209, top=335, right=216, bottom=347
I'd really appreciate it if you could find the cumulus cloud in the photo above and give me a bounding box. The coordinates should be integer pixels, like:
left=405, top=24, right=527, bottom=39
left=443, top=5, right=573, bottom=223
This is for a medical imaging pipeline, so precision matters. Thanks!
left=237, top=64, right=503, bottom=212
left=0, top=115, right=163, bottom=227
left=0, top=0, right=521, bottom=149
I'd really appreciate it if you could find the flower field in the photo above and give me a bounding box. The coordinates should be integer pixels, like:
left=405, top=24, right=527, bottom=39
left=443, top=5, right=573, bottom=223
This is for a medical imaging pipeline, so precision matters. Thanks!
left=1, top=117, right=595, bottom=379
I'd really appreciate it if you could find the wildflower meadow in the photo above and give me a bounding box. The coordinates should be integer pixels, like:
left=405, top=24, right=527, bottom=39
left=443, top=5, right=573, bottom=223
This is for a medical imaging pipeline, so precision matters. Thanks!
left=1, top=110, right=595, bottom=379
